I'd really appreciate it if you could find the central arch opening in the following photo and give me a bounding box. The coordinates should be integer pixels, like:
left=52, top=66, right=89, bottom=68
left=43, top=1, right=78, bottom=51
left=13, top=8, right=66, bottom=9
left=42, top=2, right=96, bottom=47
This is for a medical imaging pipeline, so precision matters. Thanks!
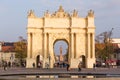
left=53, top=39, right=69, bottom=68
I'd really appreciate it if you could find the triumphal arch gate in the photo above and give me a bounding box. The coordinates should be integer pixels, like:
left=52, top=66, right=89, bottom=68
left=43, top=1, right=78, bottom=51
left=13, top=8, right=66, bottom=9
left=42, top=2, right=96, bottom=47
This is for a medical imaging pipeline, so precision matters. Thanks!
left=26, top=6, right=96, bottom=68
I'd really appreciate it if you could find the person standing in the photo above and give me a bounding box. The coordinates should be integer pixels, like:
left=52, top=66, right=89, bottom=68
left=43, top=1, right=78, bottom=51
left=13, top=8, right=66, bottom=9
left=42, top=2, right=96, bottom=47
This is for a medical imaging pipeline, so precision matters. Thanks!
left=38, top=62, right=40, bottom=68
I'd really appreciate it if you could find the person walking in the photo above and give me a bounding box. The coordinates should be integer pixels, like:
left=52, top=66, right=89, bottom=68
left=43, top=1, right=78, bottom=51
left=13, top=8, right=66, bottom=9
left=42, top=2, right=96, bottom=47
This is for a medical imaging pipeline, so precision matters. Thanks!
left=32, top=62, right=35, bottom=68
left=3, top=61, right=7, bottom=71
left=93, top=63, right=96, bottom=70
left=66, top=63, right=70, bottom=71
left=78, top=62, right=81, bottom=71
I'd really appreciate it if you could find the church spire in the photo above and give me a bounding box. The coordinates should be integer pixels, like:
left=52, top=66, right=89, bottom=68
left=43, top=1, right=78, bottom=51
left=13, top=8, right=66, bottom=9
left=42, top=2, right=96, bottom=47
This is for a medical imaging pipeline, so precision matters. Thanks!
left=60, top=45, right=62, bottom=55
left=59, top=45, right=63, bottom=62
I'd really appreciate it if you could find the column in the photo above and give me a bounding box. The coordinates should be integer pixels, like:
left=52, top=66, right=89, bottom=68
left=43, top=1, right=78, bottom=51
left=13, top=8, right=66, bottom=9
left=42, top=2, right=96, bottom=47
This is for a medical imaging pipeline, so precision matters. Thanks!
left=26, top=32, right=34, bottom=68
left=32, top=33, right=35, bottom=58
left=27, top=33, right=30, bottom=58
left=92, top=33, right=95, bottom=58
left=74, top=33, right=76, bottom=58
left=71, top=33, right=74, bottom=59
left=27, top=33, right=33, bottom=58
left=87, top=33, right=90, bottom=58
left=43, top=32, right=47, bottom=68
left=47, top=33, right=49, bottom=59
left=43, top=33, right=47, bottom=59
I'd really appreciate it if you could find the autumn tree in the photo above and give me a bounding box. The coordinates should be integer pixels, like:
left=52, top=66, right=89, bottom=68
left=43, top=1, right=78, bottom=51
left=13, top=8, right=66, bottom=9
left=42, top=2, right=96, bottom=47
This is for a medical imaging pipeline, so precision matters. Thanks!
left=95, top=28, right=114, bottom=61
left=14, top=36, right=27, bottom=66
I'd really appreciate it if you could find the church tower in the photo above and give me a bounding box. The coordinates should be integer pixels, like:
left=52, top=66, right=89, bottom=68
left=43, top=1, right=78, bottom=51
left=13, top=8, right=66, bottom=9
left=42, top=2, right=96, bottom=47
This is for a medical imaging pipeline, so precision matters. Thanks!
left=59, top=46, right=64, bottom=62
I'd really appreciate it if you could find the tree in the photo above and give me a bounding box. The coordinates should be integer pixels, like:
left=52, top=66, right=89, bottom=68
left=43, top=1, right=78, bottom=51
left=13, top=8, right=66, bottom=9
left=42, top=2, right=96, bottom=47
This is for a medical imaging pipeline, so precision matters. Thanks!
left=14, top=36, right=27, bottom=66
left=95, top=28, right=114, bottom=61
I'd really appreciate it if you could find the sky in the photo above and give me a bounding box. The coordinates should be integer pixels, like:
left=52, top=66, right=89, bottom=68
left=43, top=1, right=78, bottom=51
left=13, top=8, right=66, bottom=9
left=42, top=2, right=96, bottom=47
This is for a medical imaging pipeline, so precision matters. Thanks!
left=0, top=0, right=120, bottom=42
left=54, top=40, right=68, bottom=55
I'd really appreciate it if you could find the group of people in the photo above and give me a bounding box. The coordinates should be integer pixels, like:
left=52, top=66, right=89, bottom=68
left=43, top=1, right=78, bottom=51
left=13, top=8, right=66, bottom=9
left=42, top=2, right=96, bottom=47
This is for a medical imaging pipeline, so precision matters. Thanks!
left=32, top=61, right=82, bottom=72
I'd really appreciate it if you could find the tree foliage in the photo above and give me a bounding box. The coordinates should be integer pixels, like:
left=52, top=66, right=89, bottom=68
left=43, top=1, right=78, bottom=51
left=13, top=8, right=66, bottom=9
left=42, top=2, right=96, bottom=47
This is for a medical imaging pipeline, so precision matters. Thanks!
left=95, top=29, right=114, bottom=61
left=14, top=36, right=27, bottom=60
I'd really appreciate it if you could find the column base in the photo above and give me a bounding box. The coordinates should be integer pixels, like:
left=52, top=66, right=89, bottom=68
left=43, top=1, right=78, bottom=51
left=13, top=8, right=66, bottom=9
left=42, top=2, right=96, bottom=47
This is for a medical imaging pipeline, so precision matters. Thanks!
left=26, top=58, right=36, bottom=68
left=70, top=58, right=80, bottom=68
left=42, top=58, right=54, bottom=68
left=86, top=58, right=96, bottom=68
left=43, top=58, right=49, bottom=68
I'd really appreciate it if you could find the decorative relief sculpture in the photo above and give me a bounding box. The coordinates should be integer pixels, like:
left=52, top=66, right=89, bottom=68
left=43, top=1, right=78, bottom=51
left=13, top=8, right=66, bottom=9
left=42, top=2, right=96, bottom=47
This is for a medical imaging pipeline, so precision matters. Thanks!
left=44, top=6, right=70, bottom=18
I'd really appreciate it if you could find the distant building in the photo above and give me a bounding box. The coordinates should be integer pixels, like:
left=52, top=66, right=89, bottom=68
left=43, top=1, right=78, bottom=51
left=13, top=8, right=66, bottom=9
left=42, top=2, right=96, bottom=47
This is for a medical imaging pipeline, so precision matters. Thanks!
left=111, top=38, right=120, bottom=44
left=2, top=42, right=14, bottom=52
left=0, top=42, right=16, bottom=64
left=111, top=39, right=120, bottom=61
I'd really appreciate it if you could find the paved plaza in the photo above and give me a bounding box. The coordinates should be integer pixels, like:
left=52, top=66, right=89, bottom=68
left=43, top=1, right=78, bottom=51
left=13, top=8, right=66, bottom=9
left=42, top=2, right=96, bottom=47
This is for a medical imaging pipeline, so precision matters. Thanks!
left=0, top=67, right=120, bottom=75
left=0, top=67, right=120, bottom=79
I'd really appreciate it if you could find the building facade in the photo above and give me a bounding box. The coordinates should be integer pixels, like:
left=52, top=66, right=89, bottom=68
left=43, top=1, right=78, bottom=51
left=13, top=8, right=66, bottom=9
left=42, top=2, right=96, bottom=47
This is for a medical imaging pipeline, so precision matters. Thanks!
left=0, top=42, right=16, bottom=66
left=26, top=6, right=96, bottom=68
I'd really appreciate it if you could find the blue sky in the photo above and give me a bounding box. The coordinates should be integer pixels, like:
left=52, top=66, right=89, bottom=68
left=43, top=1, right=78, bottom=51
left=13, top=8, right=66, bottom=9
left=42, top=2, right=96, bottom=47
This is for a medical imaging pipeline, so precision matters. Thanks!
left=0, top=0, right=120, bottom=42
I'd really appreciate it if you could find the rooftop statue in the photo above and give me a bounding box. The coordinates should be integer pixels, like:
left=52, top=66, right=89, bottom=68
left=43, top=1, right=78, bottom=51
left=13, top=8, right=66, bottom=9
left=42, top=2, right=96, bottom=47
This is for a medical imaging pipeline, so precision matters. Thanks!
left=88, top=10, right=94, bottom=17
left=28, top=10, right=36, bottom=18
left=72, top=9, right=78, bottom=17
left=44, top=10, right=51, bottom=17
left=58, top=6, right=64, bottom=12
left=51, top=6, right=70, bottom=18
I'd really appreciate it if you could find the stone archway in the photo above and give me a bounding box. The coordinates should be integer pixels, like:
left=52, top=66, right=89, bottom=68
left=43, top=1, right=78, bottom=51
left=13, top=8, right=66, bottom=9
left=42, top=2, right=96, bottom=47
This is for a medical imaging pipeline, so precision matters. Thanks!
left=53, top=39, right=69, bottom=67
left=26, top=6, right=96, bottom=68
